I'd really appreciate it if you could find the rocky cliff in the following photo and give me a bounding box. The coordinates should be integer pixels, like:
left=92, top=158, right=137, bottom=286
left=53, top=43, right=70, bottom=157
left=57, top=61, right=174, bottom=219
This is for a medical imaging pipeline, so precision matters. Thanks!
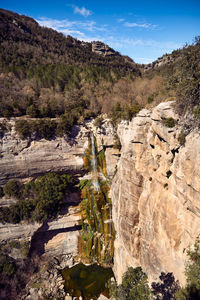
left=0, top=116, right=118, bottom=250
left=0, top=116, right=118, bottom=299
left=2, top=104, right=199, bottom=290
left=0, top=118, right=86, bottom=185
left=111, top=101, right=200, bottom=285
left=0, top=117, right=118, bottom=185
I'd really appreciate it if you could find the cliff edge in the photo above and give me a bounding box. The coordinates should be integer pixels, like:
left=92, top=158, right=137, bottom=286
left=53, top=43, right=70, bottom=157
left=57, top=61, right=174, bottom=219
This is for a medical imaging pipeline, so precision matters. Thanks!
left=112, top=101, right=200, bottom=285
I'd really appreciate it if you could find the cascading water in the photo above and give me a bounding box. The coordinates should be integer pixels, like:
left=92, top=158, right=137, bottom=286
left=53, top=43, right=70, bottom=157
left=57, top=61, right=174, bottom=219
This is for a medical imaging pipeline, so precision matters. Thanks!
left=79, top=132, right=114, bottom=265
left=90, top=133, right=100, bottom=191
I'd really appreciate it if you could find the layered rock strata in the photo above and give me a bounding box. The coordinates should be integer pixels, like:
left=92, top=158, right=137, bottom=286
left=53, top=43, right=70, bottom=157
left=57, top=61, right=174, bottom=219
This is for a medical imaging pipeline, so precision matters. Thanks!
left=112, top=101, right=200, bottom=285
left=0, top=116, right=118, bottom=257
left=0, top=117, right=118, bottom=185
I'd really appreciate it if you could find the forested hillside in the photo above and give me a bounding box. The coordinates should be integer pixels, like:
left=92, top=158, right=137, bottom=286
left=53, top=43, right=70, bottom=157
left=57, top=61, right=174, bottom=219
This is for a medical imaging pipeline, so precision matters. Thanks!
left=0, top=8, right=199, bottom=132
left=0, top=8, right=140, bottom=121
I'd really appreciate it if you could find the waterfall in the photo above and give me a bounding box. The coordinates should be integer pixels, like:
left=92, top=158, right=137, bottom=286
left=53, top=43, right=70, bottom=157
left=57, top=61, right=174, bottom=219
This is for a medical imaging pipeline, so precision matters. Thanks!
left=90, top=133, right=100, bottom=191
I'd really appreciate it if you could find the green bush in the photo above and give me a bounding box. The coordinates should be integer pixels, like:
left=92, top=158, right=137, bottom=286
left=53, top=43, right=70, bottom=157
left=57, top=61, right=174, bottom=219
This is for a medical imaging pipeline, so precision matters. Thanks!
left=15, top=119, right=57, bottom=140
left=111, top=267, right=151, bottom=300
left=193, top=105, right=200, bottom=119
left=26, top=105, right=39, bottom=117
left=147, top=95, right=154, bottom=103
left=0, top=172, right=74, bottom=223
left=176, top=239, right=200, bottom=299
left=111, top=102, right=141, bottom=124
left=57, top=111, right=78, bottom=136
left=151, top=272, right=180, bottom=299
left=31, top=119, right=57, bottom=140
left=15, top=119, right=31, bottom=139
left=0, top=253, right=16, bottom=277
left=3, top=179, right=21, bottom=198
left=163, top=117, right=176, bottom=128
left=178, top=131, right=186, bottom=146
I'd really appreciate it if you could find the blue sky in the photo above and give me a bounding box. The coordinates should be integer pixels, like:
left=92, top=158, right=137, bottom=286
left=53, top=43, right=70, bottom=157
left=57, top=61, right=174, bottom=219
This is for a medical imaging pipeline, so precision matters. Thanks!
left=1, top=0, right=200, bottom=63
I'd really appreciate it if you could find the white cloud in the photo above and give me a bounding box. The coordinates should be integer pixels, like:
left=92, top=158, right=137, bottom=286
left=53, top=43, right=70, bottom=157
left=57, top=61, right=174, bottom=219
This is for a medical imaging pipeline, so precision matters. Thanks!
left=101, top=37, right=180, bottom=55
left=73, top=6, right=92, bottom=17
left=60, top=29, right=85, bottom=37
left=36, top=16, right=180, bottom=63
left=37, top=17, right=107, bottom=34
left=124, top=22, right=158, bottom=29
left=117, top=18, right=125, bottom=22
left=37, top=17, right=85, bottom=39
left=37, top=17, right=76, bottom=29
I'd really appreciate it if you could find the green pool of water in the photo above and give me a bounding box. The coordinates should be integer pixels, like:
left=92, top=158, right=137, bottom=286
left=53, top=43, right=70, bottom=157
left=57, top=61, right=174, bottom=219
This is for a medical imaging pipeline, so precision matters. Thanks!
left=61, top=263, right=113, bottom=299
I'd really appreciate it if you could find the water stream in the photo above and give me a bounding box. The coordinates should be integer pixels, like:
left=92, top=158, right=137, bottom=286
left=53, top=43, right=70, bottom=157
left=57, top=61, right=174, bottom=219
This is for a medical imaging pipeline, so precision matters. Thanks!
left=60, top=132, right=114, bottom=298
left=90, top=133, right=100, bottom=191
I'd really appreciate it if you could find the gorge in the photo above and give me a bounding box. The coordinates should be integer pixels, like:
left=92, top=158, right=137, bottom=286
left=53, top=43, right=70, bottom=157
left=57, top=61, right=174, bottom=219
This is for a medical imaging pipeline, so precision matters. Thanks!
left=0, top=100, right=200, bottom=298
left=0, top=7, right=200, bottom=300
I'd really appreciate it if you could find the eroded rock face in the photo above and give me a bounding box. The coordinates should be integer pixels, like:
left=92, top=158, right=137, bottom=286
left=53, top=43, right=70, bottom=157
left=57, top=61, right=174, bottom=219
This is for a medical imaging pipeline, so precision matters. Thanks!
left=0, top=116, right=118, bottom=259
left=0, top=117, right=118, bottom=185
left=92, top=41, right=117, bottom=56
left=0, top=119, right=87, bottom=185
left=112, top=101, right=200, bottom=285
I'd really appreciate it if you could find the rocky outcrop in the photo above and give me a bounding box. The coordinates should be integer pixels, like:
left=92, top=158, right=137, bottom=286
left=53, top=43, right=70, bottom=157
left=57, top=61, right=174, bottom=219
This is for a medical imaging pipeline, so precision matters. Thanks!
left=0, top=115, right=118, bottom=272
left=0, top=117, right=118, bottom=185
left=22, top=255, right=74, bottom=300
left=92, top=41, right=117, bottom=57
left=0, top=220, right=41, bottom=241
left=112, top=101, right=200, bottom=285
left=143, top=54, right=178, bottom=71
left=29, top=206, right=81, bottom=257
left=0, top=118, right=87, bottom=185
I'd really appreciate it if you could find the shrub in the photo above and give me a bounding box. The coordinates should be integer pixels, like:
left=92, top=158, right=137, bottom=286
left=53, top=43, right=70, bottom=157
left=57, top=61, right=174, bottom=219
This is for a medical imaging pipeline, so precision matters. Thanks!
left=30, top=119, right=57, bottom=140
left=176, top=239, right=200, bottom=299
left=15, top=119, right=31, bottom=139
left=178, top=131, right=186, bottom=146
left=193, top=105, right=200, bottom=119
left=3, top=179, right=21, bottom=198
left=26, top=105, right=39, bottom=117
left=0, top=254, right=16, bottom=277
left=151, top=272, right=180, bottom=299
left=111, top=267, right=151, bottom=300
left=163, top=117, right=176, bottom=128
left=57, top=112, right=77, bottom=136
left=0, top=172, right=74, bottom=223
left=15, top=119, right=57, bottom=140
left=147, top=95, right=154, bottom=103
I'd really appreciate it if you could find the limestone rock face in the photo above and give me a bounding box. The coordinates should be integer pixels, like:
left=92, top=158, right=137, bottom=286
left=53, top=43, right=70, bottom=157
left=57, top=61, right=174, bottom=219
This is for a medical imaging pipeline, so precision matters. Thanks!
left=0, top=117, right=118, bottom=185
left=0, top=116, right=118, bottom=257
left=0, top=119, right=87, bottom=185
left=0, top=221, right=41, bottom=241
left=112, top=101, right=200, bottom=284
left=92, top=41, right=117, bottom=56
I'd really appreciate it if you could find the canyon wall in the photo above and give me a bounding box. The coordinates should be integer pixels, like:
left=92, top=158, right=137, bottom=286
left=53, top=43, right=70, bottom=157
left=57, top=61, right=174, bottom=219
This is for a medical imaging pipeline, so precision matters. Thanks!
left=2, top=106, right=199, bottom=287
left=112, top=101, right=200, bottom=285
left=0, top=117, right=118, bottom=258
left=0, top=117, right=117, bottom=185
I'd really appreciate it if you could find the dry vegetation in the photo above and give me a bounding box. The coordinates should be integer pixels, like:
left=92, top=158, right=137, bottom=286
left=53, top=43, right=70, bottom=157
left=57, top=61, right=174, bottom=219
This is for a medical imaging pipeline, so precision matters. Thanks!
left=0, top=9, right=199, bottom=130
